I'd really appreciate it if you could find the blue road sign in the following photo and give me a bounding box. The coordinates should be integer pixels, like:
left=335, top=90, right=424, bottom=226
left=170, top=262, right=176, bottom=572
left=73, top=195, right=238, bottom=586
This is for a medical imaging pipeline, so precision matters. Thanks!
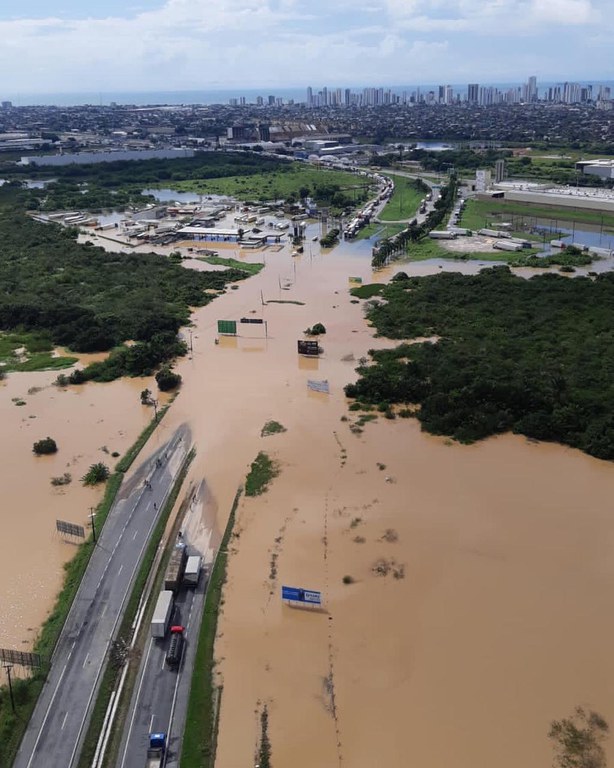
left=281, top=585, right=322, bottom=605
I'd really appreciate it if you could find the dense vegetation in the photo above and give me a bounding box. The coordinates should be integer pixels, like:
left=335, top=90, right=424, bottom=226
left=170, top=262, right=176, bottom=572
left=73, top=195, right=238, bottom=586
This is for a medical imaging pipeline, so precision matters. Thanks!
left=0, top=190, right=249, bottom=382
left=346, top=267, right=614, bottom=460
left=2, top=152, right=373, bottom=214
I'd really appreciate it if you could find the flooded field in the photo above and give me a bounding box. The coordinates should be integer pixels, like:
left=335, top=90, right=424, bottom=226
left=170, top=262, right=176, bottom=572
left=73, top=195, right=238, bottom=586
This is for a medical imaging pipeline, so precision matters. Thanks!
left=2, top=223, right=614, bottom=766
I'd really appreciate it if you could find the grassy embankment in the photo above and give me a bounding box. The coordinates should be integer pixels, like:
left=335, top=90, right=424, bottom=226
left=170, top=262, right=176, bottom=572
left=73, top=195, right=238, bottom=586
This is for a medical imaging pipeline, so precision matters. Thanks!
left=245, top=451, right=281, bottom=496
left=195, top=255, right=264, bottom=275
left=356, top=175, right=426, bottom=240
left=0, top=331, right=78, bottom=373
left=378, top=176, right=424, bottom=222
left=0, top=409, right=172, bottom=767
left=355, top=222, right=405, bottom=241
left=77, top=448, right=195, bottom=768
left=181, top=489, right=242, bottom=768
left=461, top=197, right=614, bottom=232
left=169, top=165, right=371, bottom=203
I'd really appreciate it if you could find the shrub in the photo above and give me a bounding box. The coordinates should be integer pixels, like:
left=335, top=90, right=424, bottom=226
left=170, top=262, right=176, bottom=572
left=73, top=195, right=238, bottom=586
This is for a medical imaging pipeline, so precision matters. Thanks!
left=304, top=323, right=326, bottom=336
left=155, top=366, right=182, bottom=392
left=50, top=473, right=72, bottom=486
left=82, top=462, right=110, bottom=486
left=33, top=437, right=57, bottom=455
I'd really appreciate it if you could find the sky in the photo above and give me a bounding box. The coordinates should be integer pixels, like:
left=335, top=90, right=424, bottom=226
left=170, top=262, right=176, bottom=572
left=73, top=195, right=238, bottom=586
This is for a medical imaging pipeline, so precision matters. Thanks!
left=0, top=0, right=611, bottom=95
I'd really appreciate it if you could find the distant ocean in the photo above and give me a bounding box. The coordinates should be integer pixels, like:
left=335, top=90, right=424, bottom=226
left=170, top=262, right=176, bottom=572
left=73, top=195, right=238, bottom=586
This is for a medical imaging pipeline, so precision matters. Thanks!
left=4, top=82, right=614, bottom=107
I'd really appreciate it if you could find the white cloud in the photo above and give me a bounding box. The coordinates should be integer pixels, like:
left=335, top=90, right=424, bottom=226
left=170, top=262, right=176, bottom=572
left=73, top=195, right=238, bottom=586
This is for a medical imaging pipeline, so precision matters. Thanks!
left=0, top=0, right=610, bottom=92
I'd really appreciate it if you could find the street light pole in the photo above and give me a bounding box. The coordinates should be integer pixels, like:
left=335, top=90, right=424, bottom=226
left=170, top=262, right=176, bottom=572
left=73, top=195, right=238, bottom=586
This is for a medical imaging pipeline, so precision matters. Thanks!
left=3, top=664, right=15, bottom=713
left=89, top=507, right=97, bottom=543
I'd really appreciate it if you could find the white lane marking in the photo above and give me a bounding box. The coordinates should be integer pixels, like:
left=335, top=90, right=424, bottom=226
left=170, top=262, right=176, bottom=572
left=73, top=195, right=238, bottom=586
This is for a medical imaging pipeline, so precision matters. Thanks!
left=117, top=564, right=124, bottom=577
left=149, top=714, right=154, bottom=732
left=132, top=530, right=138, bottom=540
left=119, top=637, right=155, bottom=768
left=25, top=663, right=68, bottom=768
left=82, top=653, right=89, bottom=669
left=61, top=712, right=69, bottom=730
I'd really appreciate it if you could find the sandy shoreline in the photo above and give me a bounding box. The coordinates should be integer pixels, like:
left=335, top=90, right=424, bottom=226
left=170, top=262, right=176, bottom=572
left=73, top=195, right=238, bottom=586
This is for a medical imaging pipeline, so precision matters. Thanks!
left=2, top=230, right=614, bottom=765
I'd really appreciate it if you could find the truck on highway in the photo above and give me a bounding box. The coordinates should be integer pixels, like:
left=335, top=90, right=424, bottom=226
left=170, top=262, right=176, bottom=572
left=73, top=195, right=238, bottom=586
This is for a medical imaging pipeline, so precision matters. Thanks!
left=164, top=541, right=188, bottom=592
left=146, top=732, right=166, bottom=767
left=151, top=590, right=174, bottom=638
left=183, top=555, right=202, bottom=587
left=166, top=625, right=185, bottom=668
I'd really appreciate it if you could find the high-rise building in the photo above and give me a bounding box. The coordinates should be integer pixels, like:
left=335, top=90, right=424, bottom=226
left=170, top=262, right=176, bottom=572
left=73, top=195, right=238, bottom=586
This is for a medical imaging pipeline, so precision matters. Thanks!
left=306, top=86, right=313, bottom=106
left=527, top=75, right=537, bottom=102
left=467, top=84, right=479, bottom=105
left=495, top=159, right=505, bottom=183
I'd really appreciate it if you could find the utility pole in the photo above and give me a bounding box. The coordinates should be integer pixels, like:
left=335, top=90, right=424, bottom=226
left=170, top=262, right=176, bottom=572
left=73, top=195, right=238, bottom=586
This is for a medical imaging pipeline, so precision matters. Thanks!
left=153, top=400, right=159, bottom=422
left=89, top=507, right=97, bottom=543
left=3, top=663, right=15, bottom=713
left=188, top=329, right=193, bottom=354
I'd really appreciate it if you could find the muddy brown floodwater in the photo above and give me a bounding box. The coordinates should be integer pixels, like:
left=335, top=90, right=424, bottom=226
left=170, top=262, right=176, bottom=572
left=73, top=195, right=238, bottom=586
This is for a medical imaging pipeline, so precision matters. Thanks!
left=2, top=232, right=614, bottom=767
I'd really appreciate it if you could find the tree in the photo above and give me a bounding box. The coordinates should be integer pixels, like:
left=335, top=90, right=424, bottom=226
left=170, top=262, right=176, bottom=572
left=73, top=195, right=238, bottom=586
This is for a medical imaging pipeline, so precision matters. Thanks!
left=82, top=462, right=110, bottom=486
left=33, top=437, right=58, bottom=455
left=155, top=365, right=182, bottom=391
left=549, top=707, right=608, bottom=768
left=140, top=388, right=153, bottom=405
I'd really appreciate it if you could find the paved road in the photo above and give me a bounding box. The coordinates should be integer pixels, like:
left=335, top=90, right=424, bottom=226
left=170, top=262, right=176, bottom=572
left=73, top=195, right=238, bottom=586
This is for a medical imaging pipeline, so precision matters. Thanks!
left=14, top=426, right=191, bottom=768
left=116, top=546, right=209, bottom=768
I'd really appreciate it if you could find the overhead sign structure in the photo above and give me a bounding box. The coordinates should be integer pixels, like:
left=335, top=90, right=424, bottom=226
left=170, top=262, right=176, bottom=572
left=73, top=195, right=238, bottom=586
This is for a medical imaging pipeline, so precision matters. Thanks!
left=0, top=648, right=42, bottom=669
left=217, top=320, right=237, bottom=336
left=56, top=520, right=85, bottom=539
left=297, top=340, right=319, bottom=357
left=281, top=586, right=322, bottom=606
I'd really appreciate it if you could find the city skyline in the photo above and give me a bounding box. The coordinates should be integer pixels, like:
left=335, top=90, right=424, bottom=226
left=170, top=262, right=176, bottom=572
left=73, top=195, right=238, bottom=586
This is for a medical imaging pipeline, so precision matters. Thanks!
left=0, top=0, right=611, bottom=94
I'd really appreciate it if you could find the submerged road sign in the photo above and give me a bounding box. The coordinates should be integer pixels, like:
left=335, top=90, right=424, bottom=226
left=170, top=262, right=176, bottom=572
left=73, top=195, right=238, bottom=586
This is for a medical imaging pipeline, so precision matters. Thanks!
left=298, top=340, right=319, bottom=356
left=56, top=519, right=85, bottom=538
left=217, top=319, right=237, bottom=335
left=0, top=648, right=42, bottom=669
left=307, top=379, right=329, bottom=394
left=281, top=586, right=322, bottom=605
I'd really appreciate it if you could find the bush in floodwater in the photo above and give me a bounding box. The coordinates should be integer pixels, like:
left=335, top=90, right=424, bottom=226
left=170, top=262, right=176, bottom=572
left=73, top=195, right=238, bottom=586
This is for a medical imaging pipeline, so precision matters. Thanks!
left=304, top=323, right=326, bottom=336
left=33, top=437, right=58, bottom=455
left=82, top=462, right=110, bottom=486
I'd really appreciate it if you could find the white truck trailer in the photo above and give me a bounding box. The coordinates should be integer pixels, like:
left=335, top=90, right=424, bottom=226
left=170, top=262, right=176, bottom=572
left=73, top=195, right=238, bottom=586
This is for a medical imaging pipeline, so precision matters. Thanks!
left=183, top=555, right=202, bottom=587
left=151, top=590, right=174, bottom=639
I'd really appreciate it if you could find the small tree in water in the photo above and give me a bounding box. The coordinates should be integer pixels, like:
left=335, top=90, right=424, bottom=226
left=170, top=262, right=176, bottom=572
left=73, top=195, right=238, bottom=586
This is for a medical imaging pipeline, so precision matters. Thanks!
left=82, top=462, right=110, bottom=486
left=549, top=707, right=608, bottom=768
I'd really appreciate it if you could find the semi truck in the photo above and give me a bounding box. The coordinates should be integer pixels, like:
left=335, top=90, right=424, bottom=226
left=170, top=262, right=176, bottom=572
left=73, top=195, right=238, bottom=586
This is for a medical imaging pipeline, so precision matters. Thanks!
left=183, top=555, right=202, bottom=587
left=146, top=732, right=166, bottom=767
left=151, top=590, right=174, bottom=638
left=166, top=625, right=185, bottom=668
left=164, top=542, right=188, bottom=593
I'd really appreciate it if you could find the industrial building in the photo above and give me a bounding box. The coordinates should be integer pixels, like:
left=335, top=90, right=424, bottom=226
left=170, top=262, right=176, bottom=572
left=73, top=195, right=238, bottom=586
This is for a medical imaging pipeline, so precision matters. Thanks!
left=575, top=159, right=614, bottom=180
